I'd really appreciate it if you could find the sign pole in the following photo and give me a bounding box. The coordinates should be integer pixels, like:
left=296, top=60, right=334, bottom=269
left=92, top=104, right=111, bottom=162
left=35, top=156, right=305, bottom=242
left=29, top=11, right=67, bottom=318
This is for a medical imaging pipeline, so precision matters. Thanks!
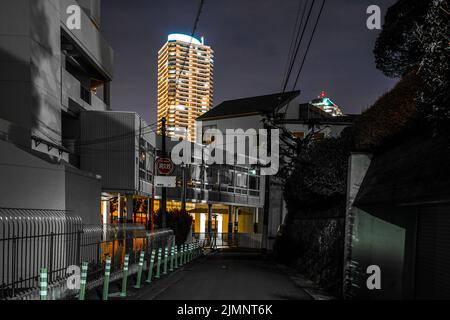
left=161, top=117, right=167, bottom=228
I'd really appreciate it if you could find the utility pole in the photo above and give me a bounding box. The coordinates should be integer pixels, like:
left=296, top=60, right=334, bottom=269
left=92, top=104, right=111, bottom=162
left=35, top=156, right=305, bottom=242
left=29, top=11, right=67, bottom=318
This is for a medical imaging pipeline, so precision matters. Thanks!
left=161, top=117, right=167, bottom=228
left=181, top=164, right=187, bottom=212
left=149, top=153, right=155, bottom=232
left=262, top=123, right=271, bottom=253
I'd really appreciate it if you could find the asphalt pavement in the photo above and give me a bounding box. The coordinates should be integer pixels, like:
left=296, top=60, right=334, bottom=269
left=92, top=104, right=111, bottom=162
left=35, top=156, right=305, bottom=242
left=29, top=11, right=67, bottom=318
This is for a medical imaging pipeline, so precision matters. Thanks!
left=127, top=249, right=312, bottom=300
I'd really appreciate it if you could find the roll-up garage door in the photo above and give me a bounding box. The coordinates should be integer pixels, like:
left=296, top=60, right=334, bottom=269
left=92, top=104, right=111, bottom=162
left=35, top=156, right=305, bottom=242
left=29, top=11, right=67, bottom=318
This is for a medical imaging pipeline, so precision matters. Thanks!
left=415, top=206, right=450, bottom=299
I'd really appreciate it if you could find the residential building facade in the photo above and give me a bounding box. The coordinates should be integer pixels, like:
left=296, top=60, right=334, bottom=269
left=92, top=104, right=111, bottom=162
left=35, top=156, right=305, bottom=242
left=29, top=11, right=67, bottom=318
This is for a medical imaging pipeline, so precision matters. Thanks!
left=80, top=111, right=156, bottom=225
left=196, top=92, right=357, bottom=250
left=153, top=136, right=265, bottom=241
left=0, top=0, right=112, bottom=224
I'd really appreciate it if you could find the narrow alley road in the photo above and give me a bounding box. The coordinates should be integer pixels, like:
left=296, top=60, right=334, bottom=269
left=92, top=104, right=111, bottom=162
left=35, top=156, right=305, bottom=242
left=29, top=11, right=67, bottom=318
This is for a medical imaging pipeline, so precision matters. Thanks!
left=129, top=250, right=312, bottom=300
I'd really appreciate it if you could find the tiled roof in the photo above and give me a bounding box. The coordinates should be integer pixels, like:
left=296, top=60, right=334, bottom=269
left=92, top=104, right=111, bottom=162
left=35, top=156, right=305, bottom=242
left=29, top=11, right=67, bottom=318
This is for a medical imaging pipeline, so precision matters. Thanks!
left=197, top=91, right=300, bottom=121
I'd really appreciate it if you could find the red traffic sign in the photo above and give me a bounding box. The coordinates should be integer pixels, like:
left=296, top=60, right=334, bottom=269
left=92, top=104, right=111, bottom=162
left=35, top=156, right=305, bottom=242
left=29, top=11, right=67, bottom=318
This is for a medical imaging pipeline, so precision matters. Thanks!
left=155, top=157, right=175, bottom=175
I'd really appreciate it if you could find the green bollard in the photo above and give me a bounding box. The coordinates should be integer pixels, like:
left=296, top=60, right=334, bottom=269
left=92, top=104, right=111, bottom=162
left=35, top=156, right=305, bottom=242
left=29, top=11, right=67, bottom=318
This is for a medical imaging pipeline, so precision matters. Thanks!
left=187, top=244, right=190, bottom=263
left=155, top=248, right=162, bottom=279
left=39, top=268, right=48, bottom=300
left=174, top=246, right=179, bottom=269
left=186, top=244, right=190, bottom=263
left=145, top=250, right=156, bottom=284
left=120, top=254, right=130, bottom=297
left=102, top=256, right=111, bottom=300
left=179, top=245, right=183, bottom=266
left=194, top=242, right=198, bottom=258
left=163, top=246, right=168, bottom=275
left=169, top=245, right=175, bottom=272
left=189, top=243, right=193, bottom=262
left=183, top=244, right=187, bottom=264
left=79, top=262, right=88, bottom=300
left=134, top=251, right=145, bottom=289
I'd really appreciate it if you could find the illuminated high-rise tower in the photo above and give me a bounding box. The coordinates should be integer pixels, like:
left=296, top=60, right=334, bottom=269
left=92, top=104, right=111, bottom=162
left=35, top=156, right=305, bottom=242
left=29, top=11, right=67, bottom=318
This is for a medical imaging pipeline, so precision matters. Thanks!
left=157, top=33, right=214, bottom=142
left=310, top=91, right=343, bottom=117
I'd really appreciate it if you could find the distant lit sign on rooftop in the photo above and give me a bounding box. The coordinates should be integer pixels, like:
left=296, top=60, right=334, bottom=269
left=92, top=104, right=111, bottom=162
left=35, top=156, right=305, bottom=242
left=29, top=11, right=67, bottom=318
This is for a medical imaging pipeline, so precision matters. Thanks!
left=168, top=33, right=203, bottom=45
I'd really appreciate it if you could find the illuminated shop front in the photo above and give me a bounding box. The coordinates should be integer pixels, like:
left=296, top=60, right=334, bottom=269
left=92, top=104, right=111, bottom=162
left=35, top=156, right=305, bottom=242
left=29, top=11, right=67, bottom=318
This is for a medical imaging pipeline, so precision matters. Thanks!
left=101, top=193, right=152, bottom=225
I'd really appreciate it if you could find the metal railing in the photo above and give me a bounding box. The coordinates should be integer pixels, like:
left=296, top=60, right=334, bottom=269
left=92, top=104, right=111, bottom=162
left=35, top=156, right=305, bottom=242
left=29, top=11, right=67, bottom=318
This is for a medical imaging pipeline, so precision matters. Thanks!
left=193, top=233, right=262, bottom=250
left=0, top=209, right=82, bottom=299
left=0, top=208, right=174, bottom=300
left=79, top=225, right=174, bottom=289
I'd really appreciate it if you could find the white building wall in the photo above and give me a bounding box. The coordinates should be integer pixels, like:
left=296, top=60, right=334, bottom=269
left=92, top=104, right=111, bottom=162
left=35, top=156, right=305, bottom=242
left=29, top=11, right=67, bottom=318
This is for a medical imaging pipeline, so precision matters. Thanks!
left=0, top=140, right=101, bottom=224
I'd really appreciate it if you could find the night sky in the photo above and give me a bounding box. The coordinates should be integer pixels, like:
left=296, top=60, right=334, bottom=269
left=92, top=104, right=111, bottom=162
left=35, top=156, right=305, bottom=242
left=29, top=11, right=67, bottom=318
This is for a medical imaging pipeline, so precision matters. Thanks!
left=101, top=0, right=398, bottom=125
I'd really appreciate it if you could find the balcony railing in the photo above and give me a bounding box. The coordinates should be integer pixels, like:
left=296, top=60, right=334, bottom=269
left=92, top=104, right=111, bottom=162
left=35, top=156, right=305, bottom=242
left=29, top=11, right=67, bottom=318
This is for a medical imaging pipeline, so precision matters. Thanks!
left=60, top=0, right=114, bottom=79
left=62, top=70, right=108, bottom=111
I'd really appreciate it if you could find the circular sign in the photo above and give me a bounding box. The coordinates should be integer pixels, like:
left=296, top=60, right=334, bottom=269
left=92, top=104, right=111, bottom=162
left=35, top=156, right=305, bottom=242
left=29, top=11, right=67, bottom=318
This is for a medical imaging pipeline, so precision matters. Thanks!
left=155, top=157, right=174, bottom=175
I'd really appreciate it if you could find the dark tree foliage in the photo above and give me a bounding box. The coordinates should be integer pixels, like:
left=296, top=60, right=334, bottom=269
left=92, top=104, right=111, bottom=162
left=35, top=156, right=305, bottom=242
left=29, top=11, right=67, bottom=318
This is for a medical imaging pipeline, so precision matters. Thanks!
left=283, top=129, right=353, bottom=215
left=414, top=1, right=450, bottom=131
left=375, top=0, right=450, bottom=131
left=374, top=0, right=431, bottom=78
left=154, top=209, right=193, bottom=244
left=353, top=72, right=420, bottom=152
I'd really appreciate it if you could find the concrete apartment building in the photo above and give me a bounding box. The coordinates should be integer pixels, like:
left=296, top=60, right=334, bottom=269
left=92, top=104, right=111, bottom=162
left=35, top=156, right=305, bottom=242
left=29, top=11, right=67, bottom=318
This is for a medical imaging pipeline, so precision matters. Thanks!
left=157, top=34, right=214, bottom=142
left=138, top=134, right=264, bottom=246
left=196, top=91, right=357, bottom=249
left=80, top=111, right=155, bottom=225
left=0, top=0, right=155, bottom=226
left=0, top=0, right=107, bottom=224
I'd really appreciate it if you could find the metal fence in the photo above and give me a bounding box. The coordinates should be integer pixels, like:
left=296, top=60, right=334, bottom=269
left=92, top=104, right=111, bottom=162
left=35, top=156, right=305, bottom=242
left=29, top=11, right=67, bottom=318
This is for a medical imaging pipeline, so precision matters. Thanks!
left=80, top=224, right=174, bottom=289
left=193, top=233, right=262, bottom=250
left=0, top=208, right=174, bottom=300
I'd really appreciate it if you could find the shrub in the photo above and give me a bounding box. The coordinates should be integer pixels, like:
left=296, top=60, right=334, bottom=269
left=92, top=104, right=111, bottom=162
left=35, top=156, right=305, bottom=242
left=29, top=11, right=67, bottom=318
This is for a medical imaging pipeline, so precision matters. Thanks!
left=154, top=209, right=193, bottom=244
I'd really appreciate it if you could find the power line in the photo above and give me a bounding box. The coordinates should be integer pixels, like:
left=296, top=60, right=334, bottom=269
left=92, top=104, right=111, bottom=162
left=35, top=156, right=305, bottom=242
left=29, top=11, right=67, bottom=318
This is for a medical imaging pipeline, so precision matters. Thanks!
left=281, top=0, right=316, bottom=95
left=281, top=0, right=309, bottom=92
left=170, top=0, right=206, bottom=120
left=292, top=0, right=326, bottom=90
left=70, top=122, right=158, bottom=148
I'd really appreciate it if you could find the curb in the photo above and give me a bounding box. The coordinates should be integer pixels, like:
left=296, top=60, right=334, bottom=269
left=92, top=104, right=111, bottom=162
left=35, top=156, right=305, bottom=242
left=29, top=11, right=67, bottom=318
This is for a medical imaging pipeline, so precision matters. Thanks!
left=276, top=264, right=337, bottom=300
